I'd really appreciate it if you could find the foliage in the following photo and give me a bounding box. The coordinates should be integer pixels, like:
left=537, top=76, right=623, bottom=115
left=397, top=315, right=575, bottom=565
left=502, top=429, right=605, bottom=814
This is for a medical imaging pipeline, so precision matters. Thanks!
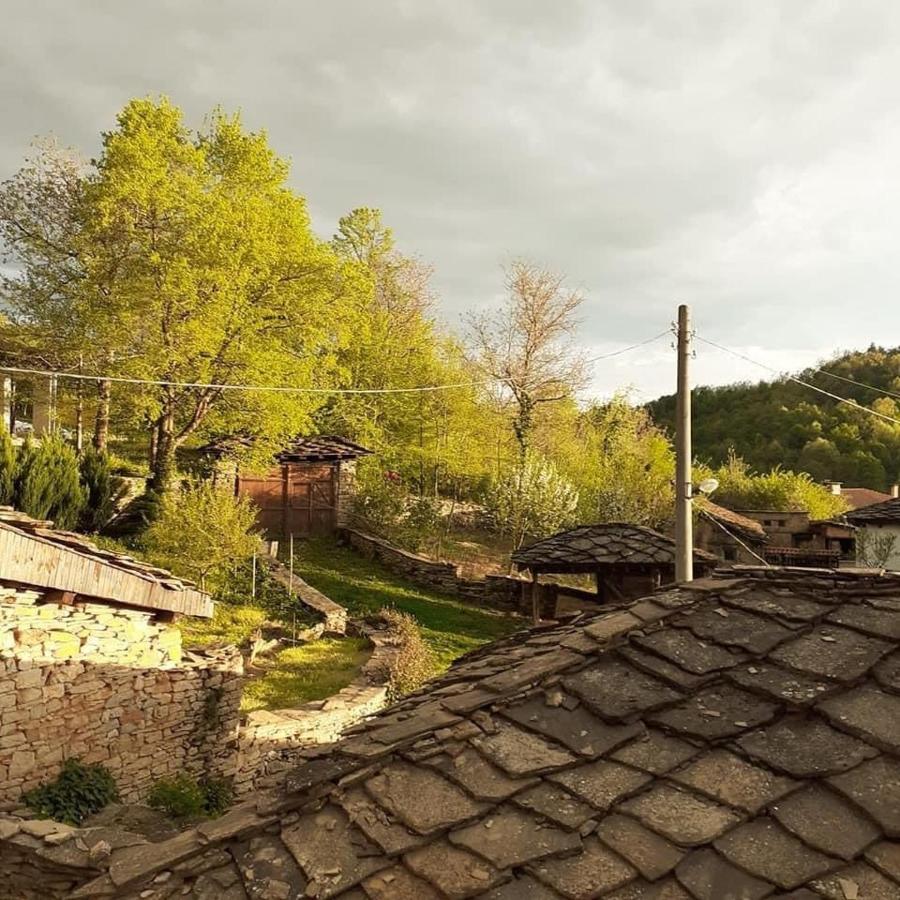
left=24, top=758, right=118, bottom=825
left=483, top=454, right=579, bottom=548
left=697, top=452, right=849, bottom=520
left=649, top=345, right=900, bottom=490
left=78, top=447, right=128, bottom=532
left=142, top=479, right=261, bottom=592
left=856, top=530, right=897, bottom=568
left=147, top=773, right=233, bottom=820
left=379, top=607, right=439, bottom=699
left=14, top=434, right=87, bottom=528
left=0, top=429, right=14, bottom=505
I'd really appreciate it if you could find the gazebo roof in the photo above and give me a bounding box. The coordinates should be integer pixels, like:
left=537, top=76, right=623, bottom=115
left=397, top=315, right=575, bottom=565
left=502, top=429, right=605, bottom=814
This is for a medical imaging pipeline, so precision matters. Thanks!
left=511, top=523, right=717, bottom=573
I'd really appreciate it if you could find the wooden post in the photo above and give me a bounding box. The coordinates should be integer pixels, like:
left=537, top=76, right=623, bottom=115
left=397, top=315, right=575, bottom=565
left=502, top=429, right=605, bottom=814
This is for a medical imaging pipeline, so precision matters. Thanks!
left=675, top=304, right=694, bottom=583
left=251, top=553, right=257, bottom=601
left=530, top=572, right=540, bottom=625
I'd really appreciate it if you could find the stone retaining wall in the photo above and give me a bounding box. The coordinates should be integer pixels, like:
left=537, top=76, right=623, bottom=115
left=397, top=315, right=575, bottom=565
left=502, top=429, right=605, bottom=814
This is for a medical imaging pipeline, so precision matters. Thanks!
left=265, top=559, right=348, bottom=635
left=339, top=527, right=528, bottom=613
left=234, top=622, right=399, bottom=795
left=0, top=585, right=243, bottom=806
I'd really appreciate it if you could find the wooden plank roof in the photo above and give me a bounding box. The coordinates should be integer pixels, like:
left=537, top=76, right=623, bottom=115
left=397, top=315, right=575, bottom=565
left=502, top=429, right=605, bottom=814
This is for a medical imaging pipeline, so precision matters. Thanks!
left=0, top=508, right=212, bottom=618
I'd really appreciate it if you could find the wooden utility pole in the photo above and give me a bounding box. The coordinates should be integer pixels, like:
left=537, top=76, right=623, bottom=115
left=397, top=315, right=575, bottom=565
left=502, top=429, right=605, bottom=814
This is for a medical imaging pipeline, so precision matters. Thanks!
left=675, top=304, right=694, bottom=582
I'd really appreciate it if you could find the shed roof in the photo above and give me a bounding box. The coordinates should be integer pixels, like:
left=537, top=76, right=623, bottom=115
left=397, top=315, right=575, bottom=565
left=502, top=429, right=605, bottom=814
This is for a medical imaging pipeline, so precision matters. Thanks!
left=698, top=499, right=768, bottom=543
left=199, top=434, right=373, bottom=463
left=511, top=523, right=717, bottom=572
left=846, top=497, right=900, bottom=524
left=0, top=508, right=212, bottom=618
left=78, top=565, right=900, bottom=899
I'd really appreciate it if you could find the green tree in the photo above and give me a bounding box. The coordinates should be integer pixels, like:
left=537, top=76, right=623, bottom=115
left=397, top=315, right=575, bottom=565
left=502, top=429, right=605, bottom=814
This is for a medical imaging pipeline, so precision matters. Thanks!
left=143, top=479, right=261, bottom=593
left=484, top=454, right=579, bottom=548
left=14, top=435, right=86, bottom=529
left=78, top=448, right=127, bottom=533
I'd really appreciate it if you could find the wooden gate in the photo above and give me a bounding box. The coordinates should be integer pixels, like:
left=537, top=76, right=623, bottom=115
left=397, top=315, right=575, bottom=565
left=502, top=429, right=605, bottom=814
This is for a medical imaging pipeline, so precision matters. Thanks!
left=236, top=463, right=337, bottom=538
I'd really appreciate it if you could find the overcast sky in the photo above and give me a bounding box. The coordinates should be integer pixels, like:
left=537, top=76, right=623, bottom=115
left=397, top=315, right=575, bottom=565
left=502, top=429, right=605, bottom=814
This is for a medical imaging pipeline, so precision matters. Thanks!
left=3, top=1, right=899, bottom=401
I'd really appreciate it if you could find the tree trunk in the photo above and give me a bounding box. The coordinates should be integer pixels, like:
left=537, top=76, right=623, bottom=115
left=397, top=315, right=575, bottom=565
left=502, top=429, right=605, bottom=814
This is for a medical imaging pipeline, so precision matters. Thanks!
left=92, top=379, right=110, bottom=451
left=150, top=409, right=177, bottom=494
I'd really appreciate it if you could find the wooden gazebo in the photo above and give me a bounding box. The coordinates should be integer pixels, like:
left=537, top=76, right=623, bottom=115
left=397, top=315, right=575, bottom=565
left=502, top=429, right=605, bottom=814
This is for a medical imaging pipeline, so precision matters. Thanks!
left=511, top=523, right=717, bottom=614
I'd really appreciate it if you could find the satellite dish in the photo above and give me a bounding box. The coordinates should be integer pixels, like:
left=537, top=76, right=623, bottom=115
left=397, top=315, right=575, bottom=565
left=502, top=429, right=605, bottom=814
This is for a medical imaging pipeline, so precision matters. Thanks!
left=698, top=478, right=719, bottom=495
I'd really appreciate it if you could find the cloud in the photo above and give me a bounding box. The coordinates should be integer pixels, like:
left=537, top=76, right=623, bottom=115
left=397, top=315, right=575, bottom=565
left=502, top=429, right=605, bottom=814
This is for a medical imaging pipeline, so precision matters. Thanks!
left=2, top=0, right=899, bottom=402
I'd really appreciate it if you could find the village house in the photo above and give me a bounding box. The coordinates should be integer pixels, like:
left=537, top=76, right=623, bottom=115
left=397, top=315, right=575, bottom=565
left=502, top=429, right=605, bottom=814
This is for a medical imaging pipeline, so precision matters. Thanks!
left=198, top=435, right=372, bottom=539
left=15, top=564, right=900, bottom=899
left=0, top=507, right=243, bottom=807
left=846, top=497, right=900, bottom=569
left=825, top=480, right=899, bottom=510
left=694, top=499, right=768, bottom=564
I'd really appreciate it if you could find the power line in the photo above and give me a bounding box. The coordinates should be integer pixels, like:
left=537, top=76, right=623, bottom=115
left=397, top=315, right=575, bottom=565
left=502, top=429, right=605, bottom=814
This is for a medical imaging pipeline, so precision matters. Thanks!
left=586, top=329, right=671, bottom=365
left=700, top=508, right=771, bottom=566
left=695, top=335, right=900, bottom=428
left=811, top=366, right=900, bottom=403
left=1, top=327, right=672, bottom=396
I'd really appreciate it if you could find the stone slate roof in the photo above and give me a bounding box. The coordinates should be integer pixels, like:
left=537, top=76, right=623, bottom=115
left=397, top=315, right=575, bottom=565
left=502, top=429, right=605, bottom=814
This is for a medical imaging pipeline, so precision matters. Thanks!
left=846, top=497, right=900, bottom=524
left=511, top=523, right=718, bottom=572
left=698, top=500, right=768, bottom=543
left=199, top=434, right=372, bottom=463
left=75, top=565, right=900, bottom=900
left=0, top=508, right=212, bottom=617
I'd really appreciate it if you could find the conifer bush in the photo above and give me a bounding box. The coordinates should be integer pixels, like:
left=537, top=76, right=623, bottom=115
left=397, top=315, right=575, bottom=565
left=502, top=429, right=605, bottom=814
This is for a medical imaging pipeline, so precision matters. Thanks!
left=14, top=435, right=86, bottom=529
left=0, top=428, right=14, bottom=505
left=78, top=447, right=128, bottom=532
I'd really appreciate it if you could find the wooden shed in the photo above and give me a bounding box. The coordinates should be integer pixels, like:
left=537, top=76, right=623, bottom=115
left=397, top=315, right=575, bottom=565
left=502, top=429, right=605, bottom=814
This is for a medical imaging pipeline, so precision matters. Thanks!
left=200, top=435, right=372, bottom=539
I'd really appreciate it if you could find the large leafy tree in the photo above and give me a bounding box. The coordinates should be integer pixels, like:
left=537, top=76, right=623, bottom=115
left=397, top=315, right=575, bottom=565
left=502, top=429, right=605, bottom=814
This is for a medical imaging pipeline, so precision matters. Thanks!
left=3, top=99, right=355, bottom=490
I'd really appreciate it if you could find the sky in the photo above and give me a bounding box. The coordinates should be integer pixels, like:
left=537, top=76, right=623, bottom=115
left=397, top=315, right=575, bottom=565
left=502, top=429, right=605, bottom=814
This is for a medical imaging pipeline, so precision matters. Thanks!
left=2, top=0, right=900, bottom=402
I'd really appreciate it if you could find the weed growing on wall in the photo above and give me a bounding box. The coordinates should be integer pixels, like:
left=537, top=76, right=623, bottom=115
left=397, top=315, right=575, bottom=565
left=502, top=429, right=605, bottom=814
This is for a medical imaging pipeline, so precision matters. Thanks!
left=148, top=773, right=233, bottom=820
left=24, top=758, right=119, bottom=825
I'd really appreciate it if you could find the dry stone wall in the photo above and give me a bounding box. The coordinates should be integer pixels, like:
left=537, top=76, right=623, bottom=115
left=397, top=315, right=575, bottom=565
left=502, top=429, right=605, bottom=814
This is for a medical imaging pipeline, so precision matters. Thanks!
left=0, top=584, right=243, bottom=805
left=339, top=527, right=528, bottom=613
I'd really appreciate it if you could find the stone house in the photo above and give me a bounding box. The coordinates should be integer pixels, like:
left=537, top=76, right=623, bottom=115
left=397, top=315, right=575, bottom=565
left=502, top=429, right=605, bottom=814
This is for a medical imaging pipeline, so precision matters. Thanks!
left=694, top=499, right=768, bottom=564
left=846, top=497, right=900, bottom=569
left=199, top=435, right=372, bottom=539
left=0, top=508, right=242, bottom=806
left=37, top=565, right=900, bottom=899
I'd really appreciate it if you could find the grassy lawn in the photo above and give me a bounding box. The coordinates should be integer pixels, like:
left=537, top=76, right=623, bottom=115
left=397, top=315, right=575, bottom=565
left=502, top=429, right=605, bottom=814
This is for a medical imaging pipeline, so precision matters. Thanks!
left=179, top=604, right=270, bottom=649
left=294, top=537, right=521, bottom=669
left=241, top=637, right=371, bottom=712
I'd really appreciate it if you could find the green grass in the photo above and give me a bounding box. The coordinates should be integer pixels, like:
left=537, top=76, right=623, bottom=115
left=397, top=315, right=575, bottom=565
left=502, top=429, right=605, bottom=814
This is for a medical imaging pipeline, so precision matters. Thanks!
left=179, top=604, right=270, bottom=649
left=241, top=637, right=371, bottom=712
left=294, top=538, right=520, bottom=669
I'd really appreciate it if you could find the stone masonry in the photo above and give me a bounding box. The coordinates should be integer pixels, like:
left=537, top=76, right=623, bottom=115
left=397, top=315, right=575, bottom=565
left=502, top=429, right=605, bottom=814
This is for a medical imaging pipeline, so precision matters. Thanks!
left=0, top=584, right=243, bottom=805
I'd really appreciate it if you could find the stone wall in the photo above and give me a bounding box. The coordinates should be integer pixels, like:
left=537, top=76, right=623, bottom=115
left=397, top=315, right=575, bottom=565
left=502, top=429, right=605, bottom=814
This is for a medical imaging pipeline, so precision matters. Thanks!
left=234, top=622, right=399, bottom=796
left=0, top=585, right=243, bottom=806
left=265, top=559, right=347, bottom=635
left=339, top=527, right=528, bottom=614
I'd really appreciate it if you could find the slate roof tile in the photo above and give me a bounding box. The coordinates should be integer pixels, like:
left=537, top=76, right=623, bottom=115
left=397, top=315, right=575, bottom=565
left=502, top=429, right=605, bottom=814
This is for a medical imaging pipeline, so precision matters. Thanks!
left=768, top=624, right=893, bottom=681
left=736, top=715, right=878, bottom=777
left=449, top=806, right=582, bottom=870
left=618, top=784, right=742, bottom=845
left=470, top=721, right=578, bottom=776
left=92, top=568, right=900, bottom=900
left=529, top=836, right=637, bottom=899
left=827, top=756, right=900, bottom=838
left=674, top=847, right=774, bottom=900
left=714, top=817, right=840, bottom=890
left=771, top=784, right=880, bottom=860
left=549, top=760, right=652, bottom=811
left=596, top=812, right=685, bottom=880
left=668, top=748, right=797, bottom=814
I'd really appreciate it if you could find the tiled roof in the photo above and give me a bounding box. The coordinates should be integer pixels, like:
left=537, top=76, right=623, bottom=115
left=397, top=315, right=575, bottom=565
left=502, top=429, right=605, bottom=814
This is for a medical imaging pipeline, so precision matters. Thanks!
left=698, top=500, right=768, bottom=542
left=846, top=497, right=900, bottom=524
left=511, top=523, right=718, bottom=571
left=77, top=566, right=900, bottom=899
left=199, top=434, right=373, bottom=463
left=841, top=487, right=892, bottom=510
left=0, top=508, right=212, bottom=617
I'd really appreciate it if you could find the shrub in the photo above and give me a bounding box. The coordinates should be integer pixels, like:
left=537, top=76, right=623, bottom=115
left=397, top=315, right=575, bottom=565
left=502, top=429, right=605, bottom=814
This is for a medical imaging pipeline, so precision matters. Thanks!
left=380, top=607, right=438, bottom=699
left=351, top=461, right=407, bottom=535
left=14, top=434, right=87, bottom=529
left=142, top=479, right=261, bottom=593
left=24, top=758, right=119, bottom=825
left=148, top=773, right=233, bottom=819
left=78, top=447, right=129, bottom=532
left=483, top=454, right=579, bottom=548
left=0, top=428, right=14, bottom=504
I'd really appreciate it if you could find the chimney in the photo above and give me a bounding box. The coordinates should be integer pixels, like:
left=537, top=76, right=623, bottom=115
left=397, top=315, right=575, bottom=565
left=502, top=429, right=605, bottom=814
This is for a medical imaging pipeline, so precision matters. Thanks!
left=892, top=484, right=899, bottom=499
left=825, top=481, right=842, bottom=496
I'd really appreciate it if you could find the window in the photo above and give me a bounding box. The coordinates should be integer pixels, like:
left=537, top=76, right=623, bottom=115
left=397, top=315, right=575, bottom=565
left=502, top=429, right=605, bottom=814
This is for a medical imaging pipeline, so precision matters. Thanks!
left=723, top=546, right=737, bottom=561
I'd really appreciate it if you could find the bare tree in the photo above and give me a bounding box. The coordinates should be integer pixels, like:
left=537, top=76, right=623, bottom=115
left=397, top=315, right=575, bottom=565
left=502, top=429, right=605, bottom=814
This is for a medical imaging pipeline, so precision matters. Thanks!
left=467, top=260, right=587, bottom=462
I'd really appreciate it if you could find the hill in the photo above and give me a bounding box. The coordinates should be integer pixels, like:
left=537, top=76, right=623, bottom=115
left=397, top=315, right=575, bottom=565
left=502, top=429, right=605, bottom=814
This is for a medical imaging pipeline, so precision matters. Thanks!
left=647, top=346, right=900, bottom=491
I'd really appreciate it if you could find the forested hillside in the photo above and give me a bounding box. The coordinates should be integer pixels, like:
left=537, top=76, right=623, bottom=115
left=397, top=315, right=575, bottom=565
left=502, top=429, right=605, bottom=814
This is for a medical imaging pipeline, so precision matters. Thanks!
left=648, top=347, right=900, bottom=490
